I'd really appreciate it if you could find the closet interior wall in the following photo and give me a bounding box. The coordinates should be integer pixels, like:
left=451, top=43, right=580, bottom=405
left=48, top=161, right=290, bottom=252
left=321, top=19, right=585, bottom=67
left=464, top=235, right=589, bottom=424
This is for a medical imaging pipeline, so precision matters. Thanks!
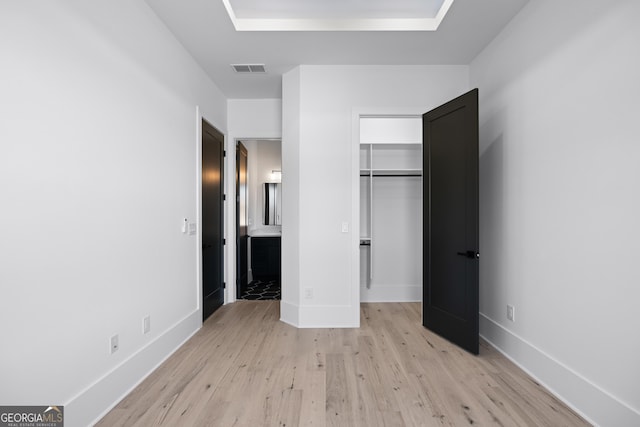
left=359, top=117, right=423, bottom=302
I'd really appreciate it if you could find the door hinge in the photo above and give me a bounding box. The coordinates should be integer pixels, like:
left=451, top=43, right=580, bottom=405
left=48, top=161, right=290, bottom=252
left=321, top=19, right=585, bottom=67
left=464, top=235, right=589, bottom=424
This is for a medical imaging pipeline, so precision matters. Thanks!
left=223, top=239, right=226, bottom=245
left=223, top=194, right=226, bottom=201
left=223, top=282, right=226, bottom=289
left=223, top=150, right=226, bottom=157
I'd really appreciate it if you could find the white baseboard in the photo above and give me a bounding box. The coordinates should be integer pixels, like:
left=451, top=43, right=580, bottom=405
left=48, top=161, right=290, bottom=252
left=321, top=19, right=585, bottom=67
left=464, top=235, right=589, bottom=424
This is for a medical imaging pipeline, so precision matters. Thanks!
left=280, top=299, right=299, bottom=327
left=65, top=310, right=202, bottom=427
left=280, top=300, right=359, bottom=328
left=360, top=284, right=421, bottom=302
left=480, top=313, right=640, bottom=427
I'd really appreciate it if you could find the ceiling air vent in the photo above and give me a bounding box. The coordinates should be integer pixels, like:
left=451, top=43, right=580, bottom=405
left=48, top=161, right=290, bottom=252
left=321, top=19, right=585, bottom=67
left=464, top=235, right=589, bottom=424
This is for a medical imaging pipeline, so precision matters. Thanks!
left=231, top=64, right=266, bottom=73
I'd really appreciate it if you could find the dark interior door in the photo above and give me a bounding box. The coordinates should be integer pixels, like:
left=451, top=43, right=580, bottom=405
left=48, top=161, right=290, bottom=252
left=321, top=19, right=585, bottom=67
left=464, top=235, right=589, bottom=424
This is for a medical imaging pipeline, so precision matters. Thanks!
left=423, top=89, right=479, bottom=354
left=236, top=142, right=248, bottom=298
left=202, top=120, right=224, bottom=321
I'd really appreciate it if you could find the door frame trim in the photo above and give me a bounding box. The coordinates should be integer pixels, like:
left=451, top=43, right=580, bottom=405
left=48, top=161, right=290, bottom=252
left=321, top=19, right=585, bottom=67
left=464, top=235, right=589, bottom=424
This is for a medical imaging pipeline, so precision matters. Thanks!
left=351, top=108, right=425, bottom=326
left=235, top=141, right=248, bottom=300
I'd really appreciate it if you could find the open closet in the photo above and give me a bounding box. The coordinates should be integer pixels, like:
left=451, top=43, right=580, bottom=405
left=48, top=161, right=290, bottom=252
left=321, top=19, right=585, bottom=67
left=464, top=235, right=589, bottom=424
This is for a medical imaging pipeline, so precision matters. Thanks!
left=357, top=90, right=479, bottom=352
left=359, top=117, right=423, bottom=302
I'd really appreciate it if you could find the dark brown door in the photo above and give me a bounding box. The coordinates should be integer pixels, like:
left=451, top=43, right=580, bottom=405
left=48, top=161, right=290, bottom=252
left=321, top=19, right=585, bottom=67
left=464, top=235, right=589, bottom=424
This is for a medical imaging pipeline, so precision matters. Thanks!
left=202, top=120, right=224, bottom=321
left=236, top=142, right=249, bottom=298
left=423, top=89, right=479, bottom=354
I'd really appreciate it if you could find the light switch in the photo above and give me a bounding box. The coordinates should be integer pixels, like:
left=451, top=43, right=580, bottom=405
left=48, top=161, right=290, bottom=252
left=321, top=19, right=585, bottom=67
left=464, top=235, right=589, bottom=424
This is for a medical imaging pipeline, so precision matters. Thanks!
left=341, top=222, right=349, bottom=233
left=182, top=218, right=188, bottom=234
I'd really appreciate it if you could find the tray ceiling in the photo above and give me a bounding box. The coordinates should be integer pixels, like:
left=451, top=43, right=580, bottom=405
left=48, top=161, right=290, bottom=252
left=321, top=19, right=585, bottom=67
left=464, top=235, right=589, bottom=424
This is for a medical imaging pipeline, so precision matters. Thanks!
left=223, top=0, right=452, bottom=31
left=145, top=0, right=530, bottom=98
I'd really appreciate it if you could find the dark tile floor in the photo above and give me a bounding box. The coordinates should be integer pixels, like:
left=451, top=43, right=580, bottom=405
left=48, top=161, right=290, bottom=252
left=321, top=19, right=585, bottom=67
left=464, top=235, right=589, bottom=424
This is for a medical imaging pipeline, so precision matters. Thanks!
left=239, top=279, right=281, bottom=300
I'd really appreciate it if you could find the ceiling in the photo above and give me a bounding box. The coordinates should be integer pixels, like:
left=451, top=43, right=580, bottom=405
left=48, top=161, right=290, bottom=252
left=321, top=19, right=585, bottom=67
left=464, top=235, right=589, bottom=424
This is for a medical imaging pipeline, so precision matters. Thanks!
left=144, top=0, right=529, bottom=99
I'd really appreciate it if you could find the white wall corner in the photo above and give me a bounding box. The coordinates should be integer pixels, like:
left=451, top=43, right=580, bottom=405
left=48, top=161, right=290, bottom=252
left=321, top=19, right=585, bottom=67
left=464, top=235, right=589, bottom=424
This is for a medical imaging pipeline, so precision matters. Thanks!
left=279, top=300, right=300, bottom=328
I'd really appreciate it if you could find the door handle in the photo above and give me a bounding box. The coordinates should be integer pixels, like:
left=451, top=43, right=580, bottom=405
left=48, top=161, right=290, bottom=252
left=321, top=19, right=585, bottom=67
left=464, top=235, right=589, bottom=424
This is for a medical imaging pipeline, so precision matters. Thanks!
left=457, top=250, right=479, bottom=259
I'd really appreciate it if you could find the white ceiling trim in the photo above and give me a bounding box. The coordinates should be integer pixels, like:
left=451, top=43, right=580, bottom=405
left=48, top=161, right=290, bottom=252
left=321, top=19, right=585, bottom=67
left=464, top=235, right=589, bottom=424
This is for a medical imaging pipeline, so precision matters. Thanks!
left=222, top=0, right=455, bottom=31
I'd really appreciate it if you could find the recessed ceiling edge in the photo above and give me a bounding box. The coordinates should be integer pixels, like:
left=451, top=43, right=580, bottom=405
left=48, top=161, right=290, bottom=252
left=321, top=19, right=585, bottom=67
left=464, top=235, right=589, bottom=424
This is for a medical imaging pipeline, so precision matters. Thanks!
left=222, top=0, right=455, bottom=32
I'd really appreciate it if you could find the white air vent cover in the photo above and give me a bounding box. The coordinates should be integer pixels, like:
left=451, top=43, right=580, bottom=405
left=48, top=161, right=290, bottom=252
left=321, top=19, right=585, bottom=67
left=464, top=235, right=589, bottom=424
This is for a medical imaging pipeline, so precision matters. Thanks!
left=231, top=64, right=266, bottom=73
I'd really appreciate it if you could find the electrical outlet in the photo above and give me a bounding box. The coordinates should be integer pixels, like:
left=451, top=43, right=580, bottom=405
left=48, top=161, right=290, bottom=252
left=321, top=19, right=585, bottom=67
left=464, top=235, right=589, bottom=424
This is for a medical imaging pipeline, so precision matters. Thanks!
left=110, top=334, right=119, bottom=354
left=304, top=288, right=313, bottom=299
left=507, top=305, right=515, bottom=322
left=143, top=316, right=151, bottom=334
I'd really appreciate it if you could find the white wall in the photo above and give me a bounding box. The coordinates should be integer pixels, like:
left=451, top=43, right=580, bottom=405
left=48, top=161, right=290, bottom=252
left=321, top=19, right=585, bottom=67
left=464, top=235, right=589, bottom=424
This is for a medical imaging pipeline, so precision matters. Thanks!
left=471, top=1, right=640, bottom=425
left=281, top=69, right=302, bottom=325
left=226, top=99, right=282, bottom=300
left=281, top=65, right=469, bottom=327
left=0, top=2, right=226, bottom=426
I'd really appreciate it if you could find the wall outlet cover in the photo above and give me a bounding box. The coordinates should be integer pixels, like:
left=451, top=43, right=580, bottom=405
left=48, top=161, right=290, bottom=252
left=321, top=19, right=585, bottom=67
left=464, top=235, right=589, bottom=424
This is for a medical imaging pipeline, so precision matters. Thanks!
left=110, top=334, right=119, bottom=354
left=507, top=305, right=515, bottom=322
left=143, top=316, right=151, bottom=334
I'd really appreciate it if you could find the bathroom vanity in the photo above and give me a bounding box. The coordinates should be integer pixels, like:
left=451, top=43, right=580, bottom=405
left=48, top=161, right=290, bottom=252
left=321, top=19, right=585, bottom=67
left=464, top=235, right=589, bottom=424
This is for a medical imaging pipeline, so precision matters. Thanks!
left=250, top=231, right=281, bottom=281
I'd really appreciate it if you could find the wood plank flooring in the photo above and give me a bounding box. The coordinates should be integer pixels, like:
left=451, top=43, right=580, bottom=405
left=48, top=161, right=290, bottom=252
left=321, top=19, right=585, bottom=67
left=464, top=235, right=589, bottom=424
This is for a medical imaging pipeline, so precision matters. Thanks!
left=97, top=301, right=589, bottom=426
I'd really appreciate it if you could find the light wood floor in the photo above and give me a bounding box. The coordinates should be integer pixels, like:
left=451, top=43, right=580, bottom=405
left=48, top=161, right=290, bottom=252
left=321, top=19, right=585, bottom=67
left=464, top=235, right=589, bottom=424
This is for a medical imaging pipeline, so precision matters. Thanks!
left=97, top=301, right=589, bottom=426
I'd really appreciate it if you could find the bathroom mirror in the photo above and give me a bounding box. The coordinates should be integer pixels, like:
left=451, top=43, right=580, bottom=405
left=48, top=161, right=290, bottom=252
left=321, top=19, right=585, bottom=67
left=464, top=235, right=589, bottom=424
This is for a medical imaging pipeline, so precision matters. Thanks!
left=263, top=183, right=282, bottom=225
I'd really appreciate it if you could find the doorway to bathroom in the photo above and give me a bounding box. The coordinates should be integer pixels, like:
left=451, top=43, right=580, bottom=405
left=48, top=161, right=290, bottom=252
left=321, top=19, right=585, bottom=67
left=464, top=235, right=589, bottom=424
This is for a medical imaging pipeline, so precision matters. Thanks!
left=236, top=139, right=282, bottom=300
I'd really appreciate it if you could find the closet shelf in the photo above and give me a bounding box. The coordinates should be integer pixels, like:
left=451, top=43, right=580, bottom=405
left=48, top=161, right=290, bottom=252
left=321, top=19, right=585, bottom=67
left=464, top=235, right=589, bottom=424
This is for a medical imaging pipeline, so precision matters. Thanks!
left=360, top=168, right=422, bottom=177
